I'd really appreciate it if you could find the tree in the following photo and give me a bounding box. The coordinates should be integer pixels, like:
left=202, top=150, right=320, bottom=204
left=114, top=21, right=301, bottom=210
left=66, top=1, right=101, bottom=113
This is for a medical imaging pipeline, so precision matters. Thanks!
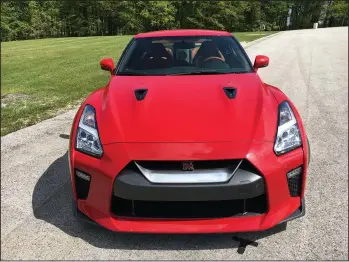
left=1, top=0, right=347, bottom=42
left=328, top=0, right=349, bottom=26
left=261, top=0, right=289, bottom=31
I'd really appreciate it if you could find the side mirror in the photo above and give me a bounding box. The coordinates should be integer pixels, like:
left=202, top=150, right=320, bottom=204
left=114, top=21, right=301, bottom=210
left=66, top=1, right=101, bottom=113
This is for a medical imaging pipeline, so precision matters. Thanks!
left=100, top=58, right=115, bottom=73
left=253, top=55, right=269, bottom=71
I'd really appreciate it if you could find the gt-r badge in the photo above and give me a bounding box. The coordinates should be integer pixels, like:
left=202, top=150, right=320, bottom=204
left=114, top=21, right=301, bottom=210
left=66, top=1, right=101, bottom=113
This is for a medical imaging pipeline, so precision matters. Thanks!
left=182, top=162, right=194, bottom=171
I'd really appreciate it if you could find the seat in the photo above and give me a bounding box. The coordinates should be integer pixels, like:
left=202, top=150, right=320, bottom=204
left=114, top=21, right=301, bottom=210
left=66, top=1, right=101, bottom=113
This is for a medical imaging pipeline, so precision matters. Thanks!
left=193, top=41, right=225, bottom=67
left=142, top=43, right=172, bottom=69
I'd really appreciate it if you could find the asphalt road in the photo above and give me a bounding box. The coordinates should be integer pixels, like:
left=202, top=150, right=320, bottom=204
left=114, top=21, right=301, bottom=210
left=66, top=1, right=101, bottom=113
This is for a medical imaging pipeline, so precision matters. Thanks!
left=1, top=27, right=348, bottom=260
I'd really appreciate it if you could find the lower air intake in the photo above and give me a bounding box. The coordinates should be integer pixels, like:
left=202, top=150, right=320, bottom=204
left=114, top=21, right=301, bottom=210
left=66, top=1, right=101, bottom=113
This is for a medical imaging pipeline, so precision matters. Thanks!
left=111, top=194, right=267, bottom=219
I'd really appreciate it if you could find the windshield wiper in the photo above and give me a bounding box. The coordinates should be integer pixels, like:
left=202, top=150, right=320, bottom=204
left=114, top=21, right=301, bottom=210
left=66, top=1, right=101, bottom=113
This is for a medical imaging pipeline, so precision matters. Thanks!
left=168, top=70, right=235, bottom=76
left=116, top=71, right=147, bottom=76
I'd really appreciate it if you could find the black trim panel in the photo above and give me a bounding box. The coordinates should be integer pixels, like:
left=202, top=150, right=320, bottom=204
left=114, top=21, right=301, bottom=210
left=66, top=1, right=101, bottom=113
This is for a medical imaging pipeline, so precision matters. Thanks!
left=113, top=168, right=265, bottom=201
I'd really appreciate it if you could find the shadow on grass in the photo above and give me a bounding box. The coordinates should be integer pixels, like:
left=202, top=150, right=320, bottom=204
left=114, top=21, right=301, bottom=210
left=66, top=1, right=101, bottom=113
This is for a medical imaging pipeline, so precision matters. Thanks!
left=32, top=151, right=287, bottom=253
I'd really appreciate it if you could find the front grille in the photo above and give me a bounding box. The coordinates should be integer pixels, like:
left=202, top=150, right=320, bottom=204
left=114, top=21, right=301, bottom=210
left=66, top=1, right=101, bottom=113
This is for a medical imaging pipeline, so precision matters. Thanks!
left=111, top=194, right=267, bottom=219
left=112, top=159, right=268, bottom=219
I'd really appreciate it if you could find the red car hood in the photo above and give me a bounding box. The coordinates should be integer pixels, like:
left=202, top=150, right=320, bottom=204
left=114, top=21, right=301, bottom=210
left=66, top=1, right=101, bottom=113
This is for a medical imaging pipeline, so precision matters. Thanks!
left=97, top=73, right=278, bottom=144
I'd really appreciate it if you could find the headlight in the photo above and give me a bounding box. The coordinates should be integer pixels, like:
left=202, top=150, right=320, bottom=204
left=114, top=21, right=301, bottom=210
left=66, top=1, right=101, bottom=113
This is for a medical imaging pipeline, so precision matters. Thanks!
left=75, top=104, right=103, bottom=157
left=274, top=101, right=302, bottom=155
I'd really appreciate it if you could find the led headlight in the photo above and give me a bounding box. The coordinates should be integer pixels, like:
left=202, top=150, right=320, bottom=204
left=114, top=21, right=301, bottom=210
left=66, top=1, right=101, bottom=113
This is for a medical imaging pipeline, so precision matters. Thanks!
left=274, top=101, right=302, bottom=155
left=76, top=105, right=103, bottom=157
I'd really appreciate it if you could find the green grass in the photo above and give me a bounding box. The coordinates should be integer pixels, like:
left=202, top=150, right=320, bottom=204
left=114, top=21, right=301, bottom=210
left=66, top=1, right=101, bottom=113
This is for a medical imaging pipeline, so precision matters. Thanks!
left=1, top=31, right=277, bottom=136
left=232, top=31, right=277, bottom=42
left=1, top=36, right=132, bottom=135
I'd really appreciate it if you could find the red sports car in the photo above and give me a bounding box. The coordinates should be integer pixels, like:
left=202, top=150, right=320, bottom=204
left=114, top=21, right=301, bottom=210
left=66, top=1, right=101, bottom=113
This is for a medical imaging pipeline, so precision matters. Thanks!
left=69, top=29, right=310, bottom=233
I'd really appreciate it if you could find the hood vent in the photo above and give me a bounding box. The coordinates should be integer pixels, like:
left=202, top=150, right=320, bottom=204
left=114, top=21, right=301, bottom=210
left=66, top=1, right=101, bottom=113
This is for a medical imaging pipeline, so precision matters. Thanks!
left=223, top=87, right=237, bottom=99
left=134, top=88, right=148, bottom=101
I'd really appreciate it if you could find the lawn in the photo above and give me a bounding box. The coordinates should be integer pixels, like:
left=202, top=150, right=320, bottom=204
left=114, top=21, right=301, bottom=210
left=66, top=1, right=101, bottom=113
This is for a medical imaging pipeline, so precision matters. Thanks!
left=1, top=31, right=276, bottom=136
left=232, top=31, right=276, bottom=42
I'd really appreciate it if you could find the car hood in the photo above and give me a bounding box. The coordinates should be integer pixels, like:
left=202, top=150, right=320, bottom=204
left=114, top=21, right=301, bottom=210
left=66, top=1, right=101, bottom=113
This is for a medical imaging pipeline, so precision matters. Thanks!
left=97, top=73, right=278, bottom=144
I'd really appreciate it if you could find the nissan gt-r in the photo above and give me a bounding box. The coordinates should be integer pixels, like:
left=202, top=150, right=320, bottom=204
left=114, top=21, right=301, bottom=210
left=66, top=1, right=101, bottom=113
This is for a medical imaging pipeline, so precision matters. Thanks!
left=69, top=29, right=310, bottom=233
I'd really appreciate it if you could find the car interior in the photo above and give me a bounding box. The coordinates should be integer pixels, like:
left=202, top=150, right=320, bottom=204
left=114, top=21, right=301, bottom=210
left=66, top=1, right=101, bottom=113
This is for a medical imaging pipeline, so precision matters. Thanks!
left=125, top=38, right=246, bottom=71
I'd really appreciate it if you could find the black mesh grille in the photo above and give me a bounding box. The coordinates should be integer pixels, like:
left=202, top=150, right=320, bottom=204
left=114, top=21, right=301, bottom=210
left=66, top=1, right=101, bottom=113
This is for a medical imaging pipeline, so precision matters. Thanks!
left=287, top=171, right=302, bottom=197
left=75, top=170, right=90, bottom=200
left=111, top=194, right=267, bottom=219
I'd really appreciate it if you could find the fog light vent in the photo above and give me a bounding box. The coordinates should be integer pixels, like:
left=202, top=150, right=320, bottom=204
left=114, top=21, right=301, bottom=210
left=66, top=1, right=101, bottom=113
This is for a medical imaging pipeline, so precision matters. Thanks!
left=75, top=169, right=91, bottom=199
left=286, top=166, right=302, bottom=197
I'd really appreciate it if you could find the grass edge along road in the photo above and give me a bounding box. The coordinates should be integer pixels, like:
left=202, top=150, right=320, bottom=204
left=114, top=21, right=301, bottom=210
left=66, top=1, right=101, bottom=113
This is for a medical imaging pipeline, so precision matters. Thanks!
left=1, top=31, right=276, bottom=136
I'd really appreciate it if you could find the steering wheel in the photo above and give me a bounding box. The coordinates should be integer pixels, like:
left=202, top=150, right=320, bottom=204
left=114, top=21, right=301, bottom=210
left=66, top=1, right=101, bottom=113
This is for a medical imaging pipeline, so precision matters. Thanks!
left=203, top=56, right=225, bottom=63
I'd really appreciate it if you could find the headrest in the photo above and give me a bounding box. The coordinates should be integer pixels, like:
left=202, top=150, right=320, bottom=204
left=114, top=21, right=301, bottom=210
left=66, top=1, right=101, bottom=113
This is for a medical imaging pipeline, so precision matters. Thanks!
left=147, top=43, right=171, bottom=58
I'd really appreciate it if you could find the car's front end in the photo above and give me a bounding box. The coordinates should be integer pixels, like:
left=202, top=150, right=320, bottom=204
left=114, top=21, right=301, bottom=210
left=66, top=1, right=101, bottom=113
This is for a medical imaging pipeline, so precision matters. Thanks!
left=70, top=141, right=306, bottom=234
left=69, top=84, right=309, bottom=233
left=68, top=30, right=309, bottom=233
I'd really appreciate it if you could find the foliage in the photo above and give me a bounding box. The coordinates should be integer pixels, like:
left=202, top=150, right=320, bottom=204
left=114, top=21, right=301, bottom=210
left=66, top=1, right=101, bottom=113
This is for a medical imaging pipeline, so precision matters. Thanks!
left=1, top=0, right=348, bottom=41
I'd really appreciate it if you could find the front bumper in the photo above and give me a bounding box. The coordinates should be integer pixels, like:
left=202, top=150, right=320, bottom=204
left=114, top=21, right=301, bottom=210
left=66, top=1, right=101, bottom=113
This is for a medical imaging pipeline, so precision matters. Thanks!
left=70, top=141, right=307, bottom=233
left=72, top=198, right=305, bottom=229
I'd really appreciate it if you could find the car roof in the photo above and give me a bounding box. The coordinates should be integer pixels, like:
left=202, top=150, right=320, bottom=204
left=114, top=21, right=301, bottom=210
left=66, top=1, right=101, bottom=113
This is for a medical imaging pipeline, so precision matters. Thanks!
left=134, top=29, right=232, bottom=38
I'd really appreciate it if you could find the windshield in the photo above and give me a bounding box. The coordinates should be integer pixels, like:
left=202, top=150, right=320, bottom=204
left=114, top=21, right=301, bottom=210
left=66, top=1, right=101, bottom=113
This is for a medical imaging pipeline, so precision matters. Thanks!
left=116, top=36, right=254, bottom=76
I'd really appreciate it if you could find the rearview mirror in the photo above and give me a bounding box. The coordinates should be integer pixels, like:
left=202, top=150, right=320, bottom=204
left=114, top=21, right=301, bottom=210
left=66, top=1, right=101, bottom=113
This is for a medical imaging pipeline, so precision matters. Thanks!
left=253, top=55, right=269, bottom=71
left=100, top=58, right=115, bottom=73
